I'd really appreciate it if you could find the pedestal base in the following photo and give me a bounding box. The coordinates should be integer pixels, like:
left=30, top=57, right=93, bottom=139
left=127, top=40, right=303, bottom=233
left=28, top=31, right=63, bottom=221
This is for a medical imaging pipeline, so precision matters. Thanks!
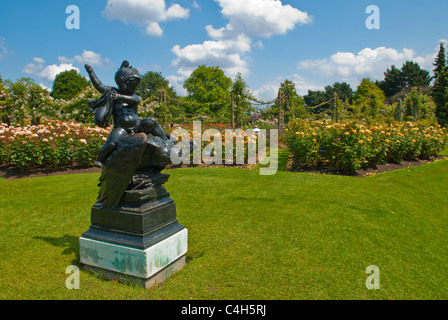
left=79, top=228, right=187, bottom=288
left=82, top=256, right=186, bottom=289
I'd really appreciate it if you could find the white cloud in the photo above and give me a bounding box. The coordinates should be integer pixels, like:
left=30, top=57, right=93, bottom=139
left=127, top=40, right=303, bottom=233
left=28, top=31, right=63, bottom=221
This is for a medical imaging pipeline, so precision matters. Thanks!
left=253, top=81, right=279, bottom=101
left=0, top=37, right=10, bottom=59
left=166, top=3, right=190, bottom=20
left=102, top=0, right=190, bottom=37
left=57, top=56, right=74, bottom=63
left=206, top=0, right=312, bottom=39
left=32, top=57, right=45, bottom=64
left=145, top=22, right=164, bottom=37
left=56, top=50, right=111, bottom=68
left=23, top=57, right=80, bottom=83
left=166, top=74, right=188, bottom=96
left=253, top=74, right=324, bottom=101
left=192, top=0, right=200, bottom=9
left=168, top=0, right=312, bottom=95
left=253, top=40, right=264, bottom=50
left=39, top=82, right=51, bottom=92
left=73, top=50, right=110, bottom=66
left=298, top=46, right=436, bottom=87
left=169, top=34, right=252, bottom=93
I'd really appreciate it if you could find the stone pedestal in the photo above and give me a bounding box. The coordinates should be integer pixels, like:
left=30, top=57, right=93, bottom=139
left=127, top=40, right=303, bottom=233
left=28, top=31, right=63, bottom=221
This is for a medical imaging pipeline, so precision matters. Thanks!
left=79, top=229, right=187, bottom=288
left=80, top=171, right=187, bottom=288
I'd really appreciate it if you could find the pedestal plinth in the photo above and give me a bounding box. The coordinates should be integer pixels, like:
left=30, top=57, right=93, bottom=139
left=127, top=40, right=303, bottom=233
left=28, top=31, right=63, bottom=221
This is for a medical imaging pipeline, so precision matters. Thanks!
left=79, top=172, right=187, bottom=288
left=79, top=228, right=187, bottom=288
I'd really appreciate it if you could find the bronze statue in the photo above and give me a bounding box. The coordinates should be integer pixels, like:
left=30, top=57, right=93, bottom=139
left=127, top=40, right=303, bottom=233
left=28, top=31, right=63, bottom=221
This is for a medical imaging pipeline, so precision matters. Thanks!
left=85, top=61, right=183, bottom=208
left=80, top=62, right=188, bottom=286
left=85, top=61, right=168, bottom=168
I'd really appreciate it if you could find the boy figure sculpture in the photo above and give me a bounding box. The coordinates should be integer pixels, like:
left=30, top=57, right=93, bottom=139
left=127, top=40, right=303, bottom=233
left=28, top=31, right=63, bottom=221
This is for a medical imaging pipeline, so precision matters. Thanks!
left=85, top=61, right=167, bottom=168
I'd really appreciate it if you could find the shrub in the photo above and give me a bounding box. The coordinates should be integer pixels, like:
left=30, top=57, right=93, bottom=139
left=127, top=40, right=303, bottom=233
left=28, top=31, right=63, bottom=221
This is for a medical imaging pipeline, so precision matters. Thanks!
left=285, top=119, right=447, bottom=173
left=51, top=70, right=89, bottom=100
left=0, top=120, right=110, bottom=171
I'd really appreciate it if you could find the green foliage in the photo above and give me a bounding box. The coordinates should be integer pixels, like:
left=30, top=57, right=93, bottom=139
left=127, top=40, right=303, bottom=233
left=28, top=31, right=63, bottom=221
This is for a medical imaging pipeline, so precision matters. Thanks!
left=280, top=79, right=307, bottom=121
left=400, top=61, right=432, bottom=87
left=285, top=119, right=447, bottom=173
left=303, top=89, right=330, bottom=111
left=432, top=42, right=448, bottom=126
left=136, top=71, right=176, bottom=101
left=0, top=81, right=10, bottom=123
left=402, top=88, right=437, bottom=121
left=0, top=120, right=110, bottom=171
left=377, top=61, right=432, bottom=101
left=231, top=73, right=255, bottom=127
left=184, top=65, right=231, bottom=115
left=51, top=70, right=89, bottom=100
left=376, top=65, right=402, bottom=97
left=2, top=77, right=55, bottom=126
left=353, top=78, right=386, bottom=121
left=325, top=82, right=354, bottom=103
left=53, top=84, right=99, bottom=123
left=303, top=82, right=353, bottom=116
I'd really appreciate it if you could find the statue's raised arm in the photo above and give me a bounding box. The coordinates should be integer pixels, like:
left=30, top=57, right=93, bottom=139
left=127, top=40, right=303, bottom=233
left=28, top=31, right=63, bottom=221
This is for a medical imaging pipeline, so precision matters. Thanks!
left=85, top=64, right=110, bottom=94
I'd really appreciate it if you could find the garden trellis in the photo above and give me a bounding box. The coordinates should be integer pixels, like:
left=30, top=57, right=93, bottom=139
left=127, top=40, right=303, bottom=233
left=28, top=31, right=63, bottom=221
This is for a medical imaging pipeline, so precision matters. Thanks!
left=140, top=85, right=432, bottom=134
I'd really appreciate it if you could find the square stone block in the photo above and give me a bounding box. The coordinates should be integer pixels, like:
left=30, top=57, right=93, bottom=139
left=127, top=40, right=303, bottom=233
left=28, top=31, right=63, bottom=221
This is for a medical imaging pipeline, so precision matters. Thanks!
left=79, top=228, right=187, bottom=280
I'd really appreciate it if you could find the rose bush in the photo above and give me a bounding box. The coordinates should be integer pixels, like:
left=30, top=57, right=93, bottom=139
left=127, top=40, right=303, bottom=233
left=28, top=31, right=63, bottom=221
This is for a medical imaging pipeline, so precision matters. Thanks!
left=171, top=123, right=269, bottom=165
left=0, top=120, right=110, bottom=171
left=285, top=119, right=447, bottom=173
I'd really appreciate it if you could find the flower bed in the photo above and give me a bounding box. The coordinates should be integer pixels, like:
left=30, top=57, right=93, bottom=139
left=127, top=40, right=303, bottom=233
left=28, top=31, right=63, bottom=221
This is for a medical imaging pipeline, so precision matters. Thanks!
left=285, top=119, right=447, bottom=173
left=172, top=123, right=269, bottom=165
left=0, top=120, right=111, bottom=171
left=0, top=120, right=269, bottom=171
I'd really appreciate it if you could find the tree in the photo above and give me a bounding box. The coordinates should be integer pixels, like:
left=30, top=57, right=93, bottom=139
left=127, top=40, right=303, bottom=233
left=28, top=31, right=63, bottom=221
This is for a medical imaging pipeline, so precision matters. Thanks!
left=325, top=82, right=354, bottom=103
left=231, top=73, right=254, bottom=127
left=135, top=71, right=181, bottom=124
left=183, top=65, right=232, bottom=116
left=4, top=78, right=55, bottom=125
left=377, top=61, right=431, bottom=101
left=432, top=42, right=448, bottom=125
left=353, top=78, right=386, bottom=120
left=400, top=61, right=431, bottom=88
left=376, top=65, right=402, bottom=98
left=303, top=90, right=330, bottom=113
left=279, top=79, right=306, bottom=122
left=0, top=78, right=10, bottom=124
left=136, top=71, right=176, bottom=101
left=51, top=70, right=89, bottom=100
left=402, top=88, right=437, bottom=122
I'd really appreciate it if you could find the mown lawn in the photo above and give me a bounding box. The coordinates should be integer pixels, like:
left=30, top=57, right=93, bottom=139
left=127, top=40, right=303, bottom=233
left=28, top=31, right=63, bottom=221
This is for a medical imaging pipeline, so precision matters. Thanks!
left=0, top=148, right=447, bottom=300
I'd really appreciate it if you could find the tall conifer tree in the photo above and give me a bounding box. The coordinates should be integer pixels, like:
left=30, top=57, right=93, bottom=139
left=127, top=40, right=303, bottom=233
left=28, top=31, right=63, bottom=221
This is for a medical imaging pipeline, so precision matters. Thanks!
left=432, top=42, right=448, bottom=125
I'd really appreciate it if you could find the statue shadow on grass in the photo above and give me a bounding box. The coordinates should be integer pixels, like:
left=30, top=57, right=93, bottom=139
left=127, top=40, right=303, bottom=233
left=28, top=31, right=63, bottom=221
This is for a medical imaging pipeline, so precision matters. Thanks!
left=33, top=234, right=80, bottom=265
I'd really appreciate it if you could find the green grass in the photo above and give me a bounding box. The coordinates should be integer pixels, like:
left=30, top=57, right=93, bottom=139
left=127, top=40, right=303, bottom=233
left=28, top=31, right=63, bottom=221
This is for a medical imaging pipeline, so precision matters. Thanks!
left=0, top=148, right=448, bottom=300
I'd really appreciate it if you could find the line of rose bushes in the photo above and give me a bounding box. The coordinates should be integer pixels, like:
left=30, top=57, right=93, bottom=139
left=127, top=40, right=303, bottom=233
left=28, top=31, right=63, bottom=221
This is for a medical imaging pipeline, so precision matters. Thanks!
left=285, top=119, right=448, bottom=173
left=0, top=120, right=111, bottom=171
left=172, top=124, right=268, bottom=164
left=0, top=120, right=268, bottom=171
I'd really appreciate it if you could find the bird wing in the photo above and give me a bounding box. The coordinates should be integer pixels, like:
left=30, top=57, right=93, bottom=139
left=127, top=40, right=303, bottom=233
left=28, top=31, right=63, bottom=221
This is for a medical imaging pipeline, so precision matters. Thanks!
left=97, top=133, right=147, bottom=208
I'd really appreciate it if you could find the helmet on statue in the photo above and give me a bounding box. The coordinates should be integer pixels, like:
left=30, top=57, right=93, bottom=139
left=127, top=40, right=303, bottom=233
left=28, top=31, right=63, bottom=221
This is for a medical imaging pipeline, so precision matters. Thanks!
left=114, top=60, right=141, bottom=86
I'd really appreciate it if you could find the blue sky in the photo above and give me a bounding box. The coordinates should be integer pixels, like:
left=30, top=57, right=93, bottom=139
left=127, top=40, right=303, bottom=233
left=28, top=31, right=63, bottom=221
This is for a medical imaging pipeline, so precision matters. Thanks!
left=1, top=0, right=447, bottom=102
